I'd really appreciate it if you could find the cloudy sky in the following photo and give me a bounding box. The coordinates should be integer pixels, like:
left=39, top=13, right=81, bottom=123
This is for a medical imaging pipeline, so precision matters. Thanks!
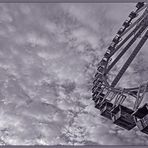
left=0, top=3, right=148, bottom=145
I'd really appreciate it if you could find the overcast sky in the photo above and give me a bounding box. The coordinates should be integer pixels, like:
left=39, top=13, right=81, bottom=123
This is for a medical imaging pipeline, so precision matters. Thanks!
left=0, top=3, right=148, bottom=145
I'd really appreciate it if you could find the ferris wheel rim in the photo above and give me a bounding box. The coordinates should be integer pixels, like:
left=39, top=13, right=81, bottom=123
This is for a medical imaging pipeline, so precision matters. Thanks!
left=92, top=2, right=148, bottom=109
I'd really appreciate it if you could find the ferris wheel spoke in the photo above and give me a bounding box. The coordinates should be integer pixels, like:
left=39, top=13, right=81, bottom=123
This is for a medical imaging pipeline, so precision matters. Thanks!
left=111, top=26, right=148, bottom=87
left=105, top=24, right=143, bottom=74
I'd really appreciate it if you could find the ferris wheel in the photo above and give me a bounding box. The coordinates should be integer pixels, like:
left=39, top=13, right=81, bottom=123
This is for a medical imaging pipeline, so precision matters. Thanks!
left=92, top=2, right=148, bottom=135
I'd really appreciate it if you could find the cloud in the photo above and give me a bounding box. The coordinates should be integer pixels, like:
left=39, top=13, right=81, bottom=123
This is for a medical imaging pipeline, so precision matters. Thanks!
left=0, top=2, right=147, bottom=145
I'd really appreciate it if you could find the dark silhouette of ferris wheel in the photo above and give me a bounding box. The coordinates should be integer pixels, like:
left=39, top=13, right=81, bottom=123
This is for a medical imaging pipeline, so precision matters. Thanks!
left=92, top=2, right=148, bottom=135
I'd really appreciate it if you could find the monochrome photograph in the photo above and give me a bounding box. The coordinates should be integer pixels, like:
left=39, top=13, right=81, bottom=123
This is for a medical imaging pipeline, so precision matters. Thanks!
left=0, top=2, right=147, bottom=145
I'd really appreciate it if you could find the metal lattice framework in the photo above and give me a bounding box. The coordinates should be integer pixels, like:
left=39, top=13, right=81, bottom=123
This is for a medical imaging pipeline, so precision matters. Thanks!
left=92, top=2, right=148, bottom=135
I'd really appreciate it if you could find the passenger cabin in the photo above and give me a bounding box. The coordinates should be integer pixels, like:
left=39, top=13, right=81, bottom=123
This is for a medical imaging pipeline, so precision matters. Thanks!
left=112, top=35, right=121, bottom=44
left=104, top=51, right=111, bottom=58
left=117, top=28, right=125, bottom=36
left=92, top=89, right=104, bottom=102
left=94, top=72, right=103, bottom=80
left=133, top=103, right=148, bottom=134
left=94, top=89, right=113, bottom=120
left=92, top=85, right=102, bottom=93
left=95, top=93, right=105, bottom=109
left=100, top=100, right=113, bottom=120
left=92, top=81, right=102, bottom=89
left=108, top=45, right=114, bottom=52
left=94, top=72, right=102, bottom=78
left=92, top=91, right=100, bottom=100
left=97, top=66, right=104, bottom=73
left=129, top=11, right=137, bottom=19
left=136, top=2, right=144, bottom=10
left=93, top=77, right=102, bottom=85
left=133, top=103, right=148, bottom=118
left=111, top=105, right=136, bottom=130
left=136, top=114, right=148, bottom=135
left=100, top=59, right=107, bottom=66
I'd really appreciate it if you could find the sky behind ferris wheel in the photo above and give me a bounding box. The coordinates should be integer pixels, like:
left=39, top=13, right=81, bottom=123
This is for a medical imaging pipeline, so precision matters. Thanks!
left=0, top=3, right=148, bottom=145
